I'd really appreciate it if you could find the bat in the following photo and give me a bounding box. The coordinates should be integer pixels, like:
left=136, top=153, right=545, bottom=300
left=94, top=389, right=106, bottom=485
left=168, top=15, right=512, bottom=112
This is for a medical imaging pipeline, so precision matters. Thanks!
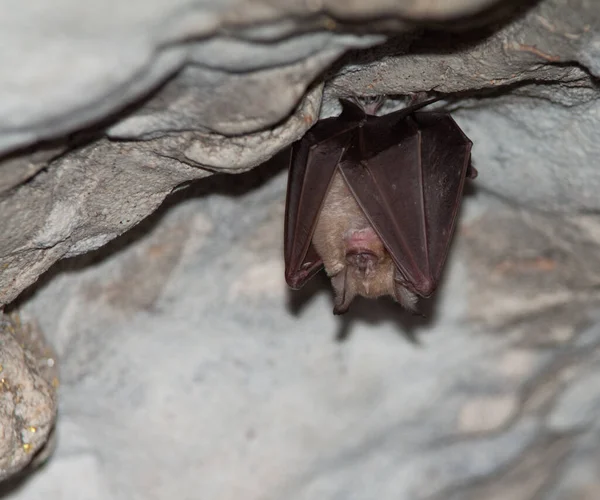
left=284, top=96, right=476, bottom=315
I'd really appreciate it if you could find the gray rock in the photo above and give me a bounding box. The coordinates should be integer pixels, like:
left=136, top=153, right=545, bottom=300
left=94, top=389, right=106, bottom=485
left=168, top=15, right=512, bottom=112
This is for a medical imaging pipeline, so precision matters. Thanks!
left=4, top=170, right=599, bottom=499
left=0, top=90, right=322, bottom=306
left=2, top=0, right=600, bottom=307
left=0, top=314, right=57, bottom=482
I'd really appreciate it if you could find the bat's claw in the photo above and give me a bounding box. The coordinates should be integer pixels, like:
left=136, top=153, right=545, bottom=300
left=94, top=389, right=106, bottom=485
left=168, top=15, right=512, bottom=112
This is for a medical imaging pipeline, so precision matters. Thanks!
left=346, top=94, right=386, bottom=116
left=408, top=91, right=432, bottom=107
left=333, top=304, right=349, bottom=315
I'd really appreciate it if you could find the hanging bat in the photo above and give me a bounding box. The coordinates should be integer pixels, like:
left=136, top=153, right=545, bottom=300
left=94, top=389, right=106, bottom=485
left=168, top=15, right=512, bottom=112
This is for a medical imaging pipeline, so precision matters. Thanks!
left=284, top=96, right=476, bottom=315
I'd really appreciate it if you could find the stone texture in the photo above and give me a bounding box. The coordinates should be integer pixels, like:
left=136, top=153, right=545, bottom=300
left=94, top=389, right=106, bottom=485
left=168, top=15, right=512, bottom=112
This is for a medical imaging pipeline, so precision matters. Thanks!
left=0, top=314, right=58, bottom=482
left=2, top=0, right=600, bottom=306
left=1, top=0, right=600, bottom=497
left=0, top=90, right=320, bottom=306
left=2, top=169, right=599, bottom=500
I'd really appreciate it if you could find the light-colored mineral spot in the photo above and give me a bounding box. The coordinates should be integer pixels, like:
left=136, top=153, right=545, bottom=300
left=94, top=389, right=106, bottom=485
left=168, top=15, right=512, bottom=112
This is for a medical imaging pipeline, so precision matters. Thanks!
left=228, top=260, right=286, bottom=302
left=458, top=395, right=518, bottom=433
left=0, top=313, right=58, bottom=481
left=496, top=350, right=538, bottom=380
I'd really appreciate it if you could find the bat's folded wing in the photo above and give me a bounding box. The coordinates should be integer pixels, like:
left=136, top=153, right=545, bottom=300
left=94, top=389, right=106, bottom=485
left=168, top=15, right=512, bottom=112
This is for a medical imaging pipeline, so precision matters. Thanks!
left=413, top=112, right=472, bottom=294
left=340, top=111, right=472, bottom=297
left=284, top=109, right=363, bottom=289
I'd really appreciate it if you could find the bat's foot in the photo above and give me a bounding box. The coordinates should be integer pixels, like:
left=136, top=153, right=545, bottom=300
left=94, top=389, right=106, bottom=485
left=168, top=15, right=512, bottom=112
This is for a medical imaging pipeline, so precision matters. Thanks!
left=408, top=91, right=433, bottom=107
left=346, top=94, right=386, bottom=116
left=361, top=95, right=385, bottom=116
left=333, top=304, right=349, bottom=315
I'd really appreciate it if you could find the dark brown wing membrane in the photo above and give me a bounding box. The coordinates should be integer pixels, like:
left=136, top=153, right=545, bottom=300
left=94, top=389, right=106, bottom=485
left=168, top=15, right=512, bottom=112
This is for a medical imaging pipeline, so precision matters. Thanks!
left=284, top=101, right=365, bottom=289
left=340, top=109, right=472, bottom=297
left=412, top=112, right=472, bottom=293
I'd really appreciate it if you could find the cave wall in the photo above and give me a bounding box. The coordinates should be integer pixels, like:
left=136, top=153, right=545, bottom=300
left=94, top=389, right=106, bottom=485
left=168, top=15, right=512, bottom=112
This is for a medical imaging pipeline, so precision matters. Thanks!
left=1, top=0, right=600, bottom=498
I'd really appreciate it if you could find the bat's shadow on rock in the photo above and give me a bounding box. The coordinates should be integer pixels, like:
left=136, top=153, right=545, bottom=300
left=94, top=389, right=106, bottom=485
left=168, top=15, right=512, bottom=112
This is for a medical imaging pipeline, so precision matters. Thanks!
left=334, top=294, right=438, bottom=345
left=286, top=273, right=439, bottom=345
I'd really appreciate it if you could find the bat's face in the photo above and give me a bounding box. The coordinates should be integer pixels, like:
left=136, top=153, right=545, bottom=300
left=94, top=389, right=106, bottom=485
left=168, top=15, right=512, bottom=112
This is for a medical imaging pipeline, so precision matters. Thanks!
left=311, top=172, right=415, bottom=314
left=330, top=230, right=398, bottom=314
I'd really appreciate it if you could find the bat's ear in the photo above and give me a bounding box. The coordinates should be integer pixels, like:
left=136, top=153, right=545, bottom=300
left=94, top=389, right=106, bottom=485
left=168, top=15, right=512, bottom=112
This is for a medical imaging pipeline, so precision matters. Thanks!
left=331, top=270, right=355, bottom=315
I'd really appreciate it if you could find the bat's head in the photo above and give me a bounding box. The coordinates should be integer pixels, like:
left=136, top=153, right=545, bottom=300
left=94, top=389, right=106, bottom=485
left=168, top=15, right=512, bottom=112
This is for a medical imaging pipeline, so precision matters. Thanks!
left=330, top=228, right=417, bottom=314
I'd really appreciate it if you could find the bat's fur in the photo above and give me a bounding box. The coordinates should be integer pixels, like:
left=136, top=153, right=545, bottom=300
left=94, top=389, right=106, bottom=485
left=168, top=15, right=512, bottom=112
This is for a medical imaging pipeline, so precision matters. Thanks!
left=312, top=171, right=417, bottom=314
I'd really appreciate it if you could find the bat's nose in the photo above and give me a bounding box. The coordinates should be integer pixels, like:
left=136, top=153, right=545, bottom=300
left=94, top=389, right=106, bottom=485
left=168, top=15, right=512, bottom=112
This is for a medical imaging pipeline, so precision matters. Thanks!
left=346, top=250, right=377, bottom=271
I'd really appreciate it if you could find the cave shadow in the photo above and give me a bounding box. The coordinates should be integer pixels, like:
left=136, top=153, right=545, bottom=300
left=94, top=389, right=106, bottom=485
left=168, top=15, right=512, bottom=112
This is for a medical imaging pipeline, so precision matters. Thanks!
left=0, top=439, right=54, bottom=498
left=335, top=293, right=439, bottom=345
left=286, top=267, right=441, bottom=345
left=0, top=467, right=39, bottom=498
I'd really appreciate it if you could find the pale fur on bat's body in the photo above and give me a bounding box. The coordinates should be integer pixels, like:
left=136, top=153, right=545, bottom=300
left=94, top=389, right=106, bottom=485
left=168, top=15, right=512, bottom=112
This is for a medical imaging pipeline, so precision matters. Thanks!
left=312, top=171, right=417, bottom=314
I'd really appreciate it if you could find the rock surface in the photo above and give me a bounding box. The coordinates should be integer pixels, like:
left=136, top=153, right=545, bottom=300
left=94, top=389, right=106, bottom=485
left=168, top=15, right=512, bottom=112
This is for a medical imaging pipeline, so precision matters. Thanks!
left=1, top=0, right=600, bottom=496
left=0, top=315, right=58, bottom=482
left=2, top=167, right=600, bottom=500
left=3, top=0, right=600, bottom=307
